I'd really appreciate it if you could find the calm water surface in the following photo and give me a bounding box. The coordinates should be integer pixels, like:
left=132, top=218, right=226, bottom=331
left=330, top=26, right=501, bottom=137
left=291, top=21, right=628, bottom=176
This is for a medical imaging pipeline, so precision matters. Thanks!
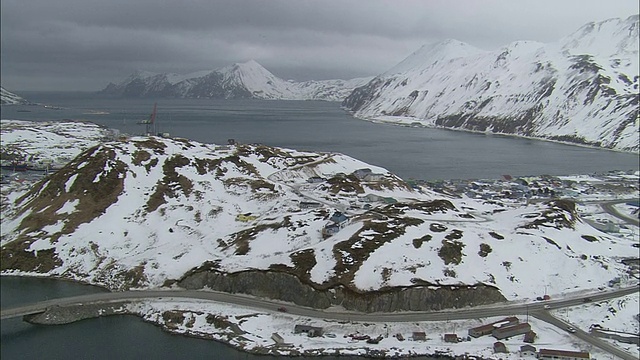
left=2, top=92, right=638, bottom=180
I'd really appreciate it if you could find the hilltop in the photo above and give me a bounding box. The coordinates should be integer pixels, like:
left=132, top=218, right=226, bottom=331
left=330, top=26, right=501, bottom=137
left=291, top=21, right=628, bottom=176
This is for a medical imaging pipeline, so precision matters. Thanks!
left=1, top=120, right=637, bottom=313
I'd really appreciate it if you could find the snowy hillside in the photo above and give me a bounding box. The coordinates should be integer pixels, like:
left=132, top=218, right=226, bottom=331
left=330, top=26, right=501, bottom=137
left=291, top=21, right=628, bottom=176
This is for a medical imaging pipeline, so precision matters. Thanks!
left=0, top=87, right=28, bottom=105
left=101, top=60, right=371, bottom=101
left=343, top=15, right=639, bottom=152
left=1, top=121, right=637, bottom=311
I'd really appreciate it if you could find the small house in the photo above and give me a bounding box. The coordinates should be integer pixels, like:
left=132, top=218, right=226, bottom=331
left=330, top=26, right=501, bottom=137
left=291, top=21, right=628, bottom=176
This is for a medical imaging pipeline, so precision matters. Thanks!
left=443, top=333, right=458, bottom=343
left=236, top=213, right=258, bottom=222
left=353, top=168, right=372, bottom=180
left=361, top=194, right=383, bottom=203
left=300, top=201, right=322, bottom=209
left=294, top=325, right=323, bottom=337
left=412, top=332, right=426, bottom=341
left=363, top=173, right=386, bottom=182
left=538, top=349, right=590, bottom=360
left=493, top=341, right=508, bottom=353
left=329, top=211, right=349, bottom=227
left=382, top=197, right=397, bottom=204
left=321, top=224, right=341, bottom=238
left=307, top=176, right=325, bottom=184
left=492, top=322, right=531, bottom=340
left=519, top=345, right=537, bottom=357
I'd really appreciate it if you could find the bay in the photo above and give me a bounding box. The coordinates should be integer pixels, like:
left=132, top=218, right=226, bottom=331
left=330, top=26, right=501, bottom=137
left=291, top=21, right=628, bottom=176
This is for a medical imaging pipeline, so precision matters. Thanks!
left=2, top=91, right=638, bottom=181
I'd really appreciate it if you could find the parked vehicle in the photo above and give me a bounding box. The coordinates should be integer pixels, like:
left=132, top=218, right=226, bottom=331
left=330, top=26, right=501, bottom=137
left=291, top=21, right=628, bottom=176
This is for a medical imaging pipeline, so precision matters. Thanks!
left=276, top=306, right=287, bottom=312
left=566, top=326, right=577, bottom=333
left=543, top=304, right=551, bottom=309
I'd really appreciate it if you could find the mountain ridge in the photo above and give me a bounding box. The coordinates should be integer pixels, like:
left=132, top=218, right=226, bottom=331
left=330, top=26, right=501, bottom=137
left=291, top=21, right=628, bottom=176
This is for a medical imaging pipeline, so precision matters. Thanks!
left=0, top=87, right=28, bottom=105
left=343, top=15, right=639, bottom=152
left=101, top=60, right=372, bottom=102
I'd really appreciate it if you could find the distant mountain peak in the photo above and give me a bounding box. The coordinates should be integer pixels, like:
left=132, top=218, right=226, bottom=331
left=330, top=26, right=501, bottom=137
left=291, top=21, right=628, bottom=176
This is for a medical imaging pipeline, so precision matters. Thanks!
left=100, top=60, right=372, bottom=101
left=344, top=15, right=639, bottom=153
left=384, top=39, right=485, bottom=76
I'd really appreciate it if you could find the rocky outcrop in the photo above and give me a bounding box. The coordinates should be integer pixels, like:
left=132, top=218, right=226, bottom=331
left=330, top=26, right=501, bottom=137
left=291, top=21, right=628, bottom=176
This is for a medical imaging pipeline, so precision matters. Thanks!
left=176, top=270, right=505, bottom=312
left=24, top=301, right=131, bottom=325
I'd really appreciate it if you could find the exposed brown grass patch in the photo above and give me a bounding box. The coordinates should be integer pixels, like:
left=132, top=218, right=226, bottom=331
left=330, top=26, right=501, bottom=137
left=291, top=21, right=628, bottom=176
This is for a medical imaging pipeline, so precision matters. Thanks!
left=332, top=216, right=423, bottom=286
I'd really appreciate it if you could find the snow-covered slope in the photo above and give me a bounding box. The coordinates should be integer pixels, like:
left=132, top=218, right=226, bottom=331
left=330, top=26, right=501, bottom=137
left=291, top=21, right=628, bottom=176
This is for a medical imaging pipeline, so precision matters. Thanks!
left=343, top=15, right=640, bottom=152
left=1, top=122, right=636, bottom=307
left=0, top=87, right=28, bottom=105
left=101, top=60, right=371, bottom=101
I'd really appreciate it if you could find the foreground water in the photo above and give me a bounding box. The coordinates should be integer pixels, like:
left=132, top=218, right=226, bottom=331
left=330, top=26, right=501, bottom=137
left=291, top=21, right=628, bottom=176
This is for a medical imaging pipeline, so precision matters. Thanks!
left=0, top=277, right=438, bottom=360
left=2, top=92, right=638, bottom=180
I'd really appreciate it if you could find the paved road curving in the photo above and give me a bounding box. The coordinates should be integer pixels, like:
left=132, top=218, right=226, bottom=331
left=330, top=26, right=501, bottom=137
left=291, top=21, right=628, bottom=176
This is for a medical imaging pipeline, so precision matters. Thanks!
left=2, top=284, right=638, bottom=357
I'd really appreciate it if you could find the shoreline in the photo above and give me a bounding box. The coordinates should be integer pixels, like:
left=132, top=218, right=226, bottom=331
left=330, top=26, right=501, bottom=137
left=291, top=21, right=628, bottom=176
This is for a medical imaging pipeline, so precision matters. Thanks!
left=344, top=110, right=640, bottom=156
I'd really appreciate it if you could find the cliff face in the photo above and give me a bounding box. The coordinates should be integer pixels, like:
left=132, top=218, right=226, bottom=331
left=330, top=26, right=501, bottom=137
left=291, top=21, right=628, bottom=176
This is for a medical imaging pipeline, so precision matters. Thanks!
left=343, top=16, right=640, bottom=152
left=176, top=270, right=505, bottom=312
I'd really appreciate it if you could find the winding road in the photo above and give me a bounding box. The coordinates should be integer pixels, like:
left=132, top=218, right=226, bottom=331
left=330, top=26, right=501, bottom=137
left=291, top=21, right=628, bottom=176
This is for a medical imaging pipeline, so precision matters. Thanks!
left=2, top=285, right=638, bottom=358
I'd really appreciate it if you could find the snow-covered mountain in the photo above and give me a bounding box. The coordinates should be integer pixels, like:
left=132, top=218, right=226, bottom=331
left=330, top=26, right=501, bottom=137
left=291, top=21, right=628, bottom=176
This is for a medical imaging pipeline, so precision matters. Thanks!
left=343, top=15, right=640, bottom=152
left=0, top=87, right=28, bottom=105
left=2, top=121, right=637, bottom=311
left=101, top=60, right=371, bottom=101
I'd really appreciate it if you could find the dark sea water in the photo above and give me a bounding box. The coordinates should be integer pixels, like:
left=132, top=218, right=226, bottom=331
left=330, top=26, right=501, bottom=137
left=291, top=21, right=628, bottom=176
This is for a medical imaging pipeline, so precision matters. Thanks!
left=2, top=91, right=638, bottom=181
left=0, top=92, right=638, bottom=359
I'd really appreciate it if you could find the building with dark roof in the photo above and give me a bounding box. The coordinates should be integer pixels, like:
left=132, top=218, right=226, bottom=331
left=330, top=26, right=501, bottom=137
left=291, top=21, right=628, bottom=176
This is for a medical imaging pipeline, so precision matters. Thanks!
left=538, top=348, right=590, bottom=359
left=519, top=345, right=536, bottom=357
left=492, top=322, right=531, bottom=340
left=468, top=317, right=519, bottom=338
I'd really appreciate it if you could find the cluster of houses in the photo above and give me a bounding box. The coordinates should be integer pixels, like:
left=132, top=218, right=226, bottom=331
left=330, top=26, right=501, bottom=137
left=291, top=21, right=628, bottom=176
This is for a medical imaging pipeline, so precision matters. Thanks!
left=459, top=317, right=590, bottom=358
left=276, top=322, right=590, bottom=359
left=423, top=171, right=640, bottom=205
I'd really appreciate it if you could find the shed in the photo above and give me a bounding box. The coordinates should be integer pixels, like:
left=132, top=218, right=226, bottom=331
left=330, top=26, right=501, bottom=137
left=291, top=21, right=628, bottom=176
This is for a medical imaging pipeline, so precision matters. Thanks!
left=523, top=330, right=537, bottom=343
left=493, top=341, right=508, bottom=353
left=271, top=332, right=285, bottom=345
left=443, top=333, right=458, bottom=343
left=412, top=332, right=426, bottom=341
left=294, top=325, right=323, bottom=337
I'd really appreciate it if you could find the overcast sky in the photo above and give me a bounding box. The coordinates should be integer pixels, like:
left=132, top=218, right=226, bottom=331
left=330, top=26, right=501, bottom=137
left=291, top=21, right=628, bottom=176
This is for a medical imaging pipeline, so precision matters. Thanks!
left=1, top=0, right=638, bottom=91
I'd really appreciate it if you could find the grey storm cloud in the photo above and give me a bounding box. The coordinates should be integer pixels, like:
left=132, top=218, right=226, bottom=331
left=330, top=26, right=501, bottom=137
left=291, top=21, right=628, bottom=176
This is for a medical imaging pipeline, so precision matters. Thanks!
left=1, top=0, right=638, bottom=91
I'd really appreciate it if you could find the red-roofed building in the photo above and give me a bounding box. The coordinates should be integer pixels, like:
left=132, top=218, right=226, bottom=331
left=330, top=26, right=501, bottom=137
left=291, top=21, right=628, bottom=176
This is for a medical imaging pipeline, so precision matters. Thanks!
left=538, top=348, right=590, bottom=360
